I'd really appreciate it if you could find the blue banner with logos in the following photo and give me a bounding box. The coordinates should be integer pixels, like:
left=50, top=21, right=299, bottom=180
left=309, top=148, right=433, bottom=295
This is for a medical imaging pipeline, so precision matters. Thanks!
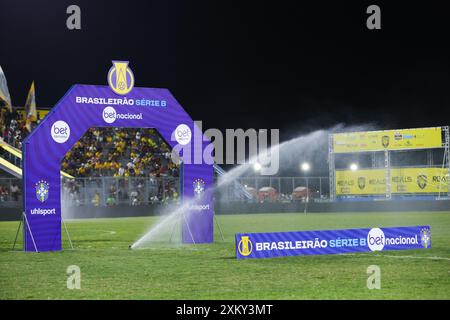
left=236, top=226, right=431, bottom=259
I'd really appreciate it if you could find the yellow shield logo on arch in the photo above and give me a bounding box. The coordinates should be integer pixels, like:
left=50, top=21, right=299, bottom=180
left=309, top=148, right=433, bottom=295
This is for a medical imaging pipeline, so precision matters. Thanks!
left=107, top=60, right=135, bottom=95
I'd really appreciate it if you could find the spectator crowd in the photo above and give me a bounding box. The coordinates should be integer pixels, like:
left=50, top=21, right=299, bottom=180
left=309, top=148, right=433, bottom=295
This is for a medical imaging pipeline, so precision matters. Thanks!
left=61, top=127, right=179, bottom=178
left=1, top=103, right=180, bottom=179
left=0, top=106, right=34, bottom=149
left=1, top=105, right=181, bottom=206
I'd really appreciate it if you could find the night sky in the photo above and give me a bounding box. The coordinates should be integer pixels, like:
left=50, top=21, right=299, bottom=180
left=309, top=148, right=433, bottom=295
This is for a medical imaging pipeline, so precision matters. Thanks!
left=1, top=0, right=450, bottom=142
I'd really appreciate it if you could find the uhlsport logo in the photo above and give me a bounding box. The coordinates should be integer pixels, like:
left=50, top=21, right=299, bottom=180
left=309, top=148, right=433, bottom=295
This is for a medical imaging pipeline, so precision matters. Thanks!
left=193, top=178, right=205, bottom=196
left=238, top=235, right=253, bottom=256
left=35, top=180, right=49, bottom=203
left=174, top=124, right=191, bottom=145
left=102, top=106, right=142, bottom=124
left=107, top=60, right=134, bottom=95
left=367, top=228, right=385, bottom=251
left=420, top=228, right=431, bottom=248
left=30, top=208, right=56, bottom=216
left=51, top=120, right=70, bottom=143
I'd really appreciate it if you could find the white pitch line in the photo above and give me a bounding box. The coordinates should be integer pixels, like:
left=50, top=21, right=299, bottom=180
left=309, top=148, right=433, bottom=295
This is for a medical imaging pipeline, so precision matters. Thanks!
left=344, top=253, right=450, bottom=261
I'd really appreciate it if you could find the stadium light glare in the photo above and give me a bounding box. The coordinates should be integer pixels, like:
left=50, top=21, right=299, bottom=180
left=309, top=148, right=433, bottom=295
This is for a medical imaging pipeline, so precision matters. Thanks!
left=253, top=162, right=262, bottom=172
left=301, top=162, right=311, bottom=172
left=350, top=163, right=358, bottom=171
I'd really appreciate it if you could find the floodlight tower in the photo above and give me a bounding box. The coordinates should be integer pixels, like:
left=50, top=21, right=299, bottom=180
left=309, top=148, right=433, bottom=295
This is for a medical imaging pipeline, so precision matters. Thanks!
left=300, top=162, right=311, bottom=214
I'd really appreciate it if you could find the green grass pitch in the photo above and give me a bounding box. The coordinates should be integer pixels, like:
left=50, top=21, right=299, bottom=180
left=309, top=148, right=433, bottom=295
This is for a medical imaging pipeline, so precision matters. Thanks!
left=0, top=211, right=449, bottom=299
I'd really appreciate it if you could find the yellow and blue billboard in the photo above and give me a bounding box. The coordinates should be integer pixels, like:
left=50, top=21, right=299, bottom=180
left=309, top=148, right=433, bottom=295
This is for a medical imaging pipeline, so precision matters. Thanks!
left=332, top=127, right=443, bottom=153
left=17, top=108, right=50, bottom=120
left=335, top=167, right=449, bottom=195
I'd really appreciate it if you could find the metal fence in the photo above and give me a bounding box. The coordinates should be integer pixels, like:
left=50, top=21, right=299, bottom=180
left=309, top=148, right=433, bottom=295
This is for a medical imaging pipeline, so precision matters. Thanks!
left=0, top=177, right=22, bottom=206
left=61, top=176, right=180, bottom=207
left=0, top=176, right=181, bottom=207
left=218, top=177, right=331, bottom=203
left=0, top=176, right=331, bottom=208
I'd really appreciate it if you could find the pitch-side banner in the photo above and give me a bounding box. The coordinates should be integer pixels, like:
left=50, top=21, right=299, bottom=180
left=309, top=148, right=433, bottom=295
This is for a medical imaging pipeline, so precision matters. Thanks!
left=335, top=167, right=449, bottom=195
left=332, top=127, right=442, bottom=153
left=236, top=226, right=431, bottom=259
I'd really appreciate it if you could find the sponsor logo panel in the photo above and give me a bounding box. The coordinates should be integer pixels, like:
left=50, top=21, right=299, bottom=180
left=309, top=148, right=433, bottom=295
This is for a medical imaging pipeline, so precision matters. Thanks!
left=51, top=121, right=70, bottom=143
left=236, top=226, right=430, bottom=259
left=174, top=124, right=191, bottom=145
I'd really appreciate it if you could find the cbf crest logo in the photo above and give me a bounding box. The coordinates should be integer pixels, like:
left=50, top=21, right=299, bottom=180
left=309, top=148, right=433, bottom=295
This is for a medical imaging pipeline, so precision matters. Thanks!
left=193, top=178, right=205, bottom=196
left=238, top=236, right=253, bottom=256
left=35, top=180, right=49, bottom=203
left=420, top=228, right=431, bottom=248
left=107, top=61, right=135, bottom=95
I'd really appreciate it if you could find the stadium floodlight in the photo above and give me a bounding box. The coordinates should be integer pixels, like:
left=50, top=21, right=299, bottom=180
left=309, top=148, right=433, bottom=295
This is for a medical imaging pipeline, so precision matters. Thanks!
left=253, top=162, right=262, bottom=172
left=301, top=162, right=311, bottom=172
left=350, top=163, right=358, bottom=171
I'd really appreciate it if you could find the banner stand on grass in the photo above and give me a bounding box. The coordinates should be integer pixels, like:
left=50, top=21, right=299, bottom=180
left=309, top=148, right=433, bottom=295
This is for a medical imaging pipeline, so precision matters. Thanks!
left=236, top=226, right=431, bottom=259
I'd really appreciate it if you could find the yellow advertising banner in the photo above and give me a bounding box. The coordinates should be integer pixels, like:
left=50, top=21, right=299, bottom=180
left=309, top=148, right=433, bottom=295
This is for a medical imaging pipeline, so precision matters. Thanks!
left=335, top=167, right=449, bottom=195
left=16, top=109, right=49, bottom=121
left=332, top=127, right=442, bottom=153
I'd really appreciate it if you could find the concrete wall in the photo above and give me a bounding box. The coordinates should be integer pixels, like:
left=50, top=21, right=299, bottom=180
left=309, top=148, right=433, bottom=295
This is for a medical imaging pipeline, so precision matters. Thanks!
left=1, top=199, right=449, bottom=221
left=0, top=204, right=165, bottom=221
left=215, top=200, right=450, bottom=214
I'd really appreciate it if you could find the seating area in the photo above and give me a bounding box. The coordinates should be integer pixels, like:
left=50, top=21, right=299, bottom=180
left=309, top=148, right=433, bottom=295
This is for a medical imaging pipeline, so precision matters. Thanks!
left=1, top=104, right=180, bottom=179
left=61, top=127, right=179, bottom=178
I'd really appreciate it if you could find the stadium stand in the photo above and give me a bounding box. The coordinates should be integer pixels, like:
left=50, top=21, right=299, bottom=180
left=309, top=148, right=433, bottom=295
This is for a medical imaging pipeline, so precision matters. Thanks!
left=0, top=103, right=183, bottom=208
left=1, top=104, right=180, bottom=180
left=61, top=127, right=179, bottom=178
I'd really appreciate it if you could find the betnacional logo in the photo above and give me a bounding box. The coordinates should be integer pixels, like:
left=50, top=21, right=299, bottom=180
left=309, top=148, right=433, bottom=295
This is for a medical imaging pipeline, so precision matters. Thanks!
left=51, top=121, right=70, bottom=143
left=35, top=180, right=49, bottom=203
left=420, top=228, right=431, bottom=248
left=367, top=228, right=385, bottom=251
left=367, top=227, right=421, bottom=251
left=102, top=106, right=142, bottom=123
left=193, top=178, right=205, bottom=196
left=107, top=60, right=135, bottom=95
left=174, top=124, right=192, bottom=145
left=238, top=236, right=253, bottom=256
left=103, top=106, right=117, bottom=123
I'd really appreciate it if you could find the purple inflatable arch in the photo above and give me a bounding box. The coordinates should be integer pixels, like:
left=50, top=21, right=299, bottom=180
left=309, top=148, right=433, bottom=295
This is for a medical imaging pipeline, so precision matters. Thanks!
left=23, top=82, right=214, bottom=252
